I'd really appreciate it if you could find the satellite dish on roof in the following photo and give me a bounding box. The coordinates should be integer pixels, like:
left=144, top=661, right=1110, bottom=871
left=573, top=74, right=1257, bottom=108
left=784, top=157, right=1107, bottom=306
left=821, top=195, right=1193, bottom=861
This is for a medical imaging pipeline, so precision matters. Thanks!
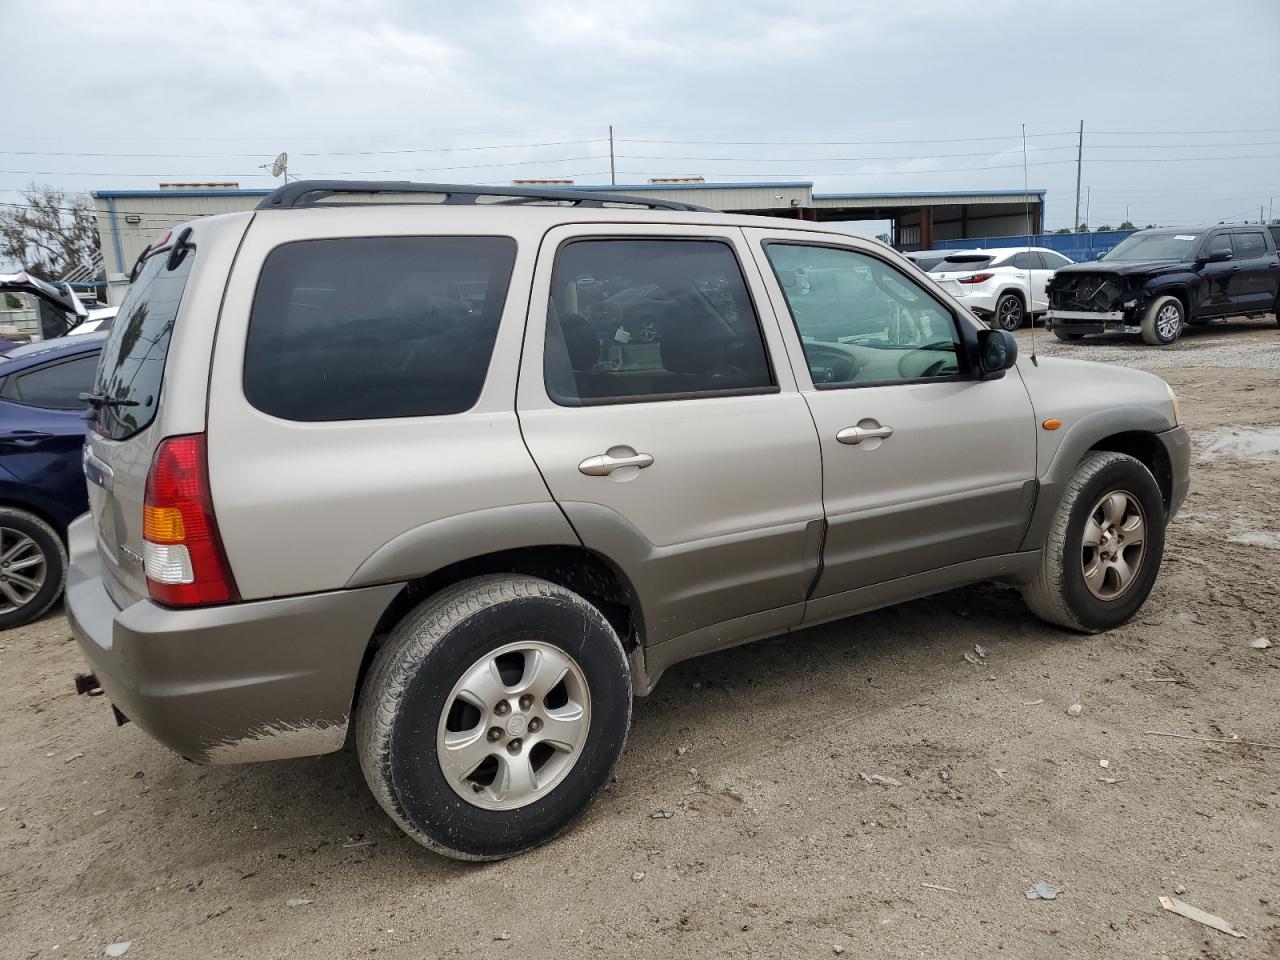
left=270, top=152, right=288, bottom=179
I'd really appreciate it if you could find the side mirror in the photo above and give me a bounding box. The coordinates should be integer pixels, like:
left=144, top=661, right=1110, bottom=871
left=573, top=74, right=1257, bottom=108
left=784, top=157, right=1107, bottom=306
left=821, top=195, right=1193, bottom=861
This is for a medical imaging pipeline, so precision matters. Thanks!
left=1202, top=247, right=1233, bottom=264
left=977, top=328, right=1018, bottom=378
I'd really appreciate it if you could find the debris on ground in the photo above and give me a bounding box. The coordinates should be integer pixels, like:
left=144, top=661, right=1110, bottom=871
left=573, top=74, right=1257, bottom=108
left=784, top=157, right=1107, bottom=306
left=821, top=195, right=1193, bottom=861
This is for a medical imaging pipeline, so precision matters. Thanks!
left=939, top=770, right=951, bottom=783
left=921, top=882, right=959, bottom=893
left=103, top=943, right=132, bottom=957
left=1158, top=895, right=1246, bottom=938
left=631, top=871, right=646, bottom=882
left=63, top=752, right=82, bottom=763
left=1249, top=637, right=1271, bottom=649
left=992, top=768, right=1009, bottom=783
left=1024, top=881, right=1059, bottom=901
left=650, top=809, right=674, bottom=819
left=962, top=652, right=982, bottom=666
left=1143, top=676, right=1181, bottom=683
left=859, top=773, right=901, bottom=786
left=494, top=931, right=511, bottom=941
left=974, top=644, right=987, bottom=659
left=1174, top=884, right=1187, bottom=895
left=676, top=746, right=688, bottom=756
left=1021, top=699, right=1045, bottom=705
left=1067, top=703, right=1084, bottom=717
left=833, top=946, right=845, bottom=955
left=1144, top=731, right=1280, bottom=748
left=1099, top=759, right=1110, bottom=769
left=286, top=898, right=312, bottom=907
left=92, top=809, right=108, bottom=816
left=1098, top=777, right=1128, bottom=785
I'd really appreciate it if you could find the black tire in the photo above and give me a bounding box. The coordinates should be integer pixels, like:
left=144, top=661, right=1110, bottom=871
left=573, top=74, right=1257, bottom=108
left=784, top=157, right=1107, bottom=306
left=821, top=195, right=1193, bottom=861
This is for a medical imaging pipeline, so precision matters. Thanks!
left=0, top=508, right=66, bottom=630
left=1021, top=451, right=1166, bottom=633
left=1140, top=294, right=1184, bottom=345
left=1053, top=330, right=1084, bottom=341
left=356, top=574, right=632, bottom=860
left=993, top=292, right=1025, bottom=331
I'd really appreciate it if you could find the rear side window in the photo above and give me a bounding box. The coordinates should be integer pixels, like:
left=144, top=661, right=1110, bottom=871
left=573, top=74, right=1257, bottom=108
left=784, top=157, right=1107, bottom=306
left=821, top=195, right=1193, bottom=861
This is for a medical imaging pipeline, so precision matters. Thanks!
left=543, top=238, right=774, bottom=405
left=1, top=354, right=99, bottom=409
left=1233, top=231, right=1266, bottom=258
left=93, top=251, right=194, bottom=440
left=244, top=237, right=516, bottom=421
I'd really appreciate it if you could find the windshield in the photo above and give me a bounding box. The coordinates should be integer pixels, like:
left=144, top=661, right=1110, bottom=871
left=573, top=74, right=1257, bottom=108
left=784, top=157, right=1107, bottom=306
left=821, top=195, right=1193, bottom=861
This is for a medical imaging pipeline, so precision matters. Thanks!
left=1102, top=233, right=1200, bottom=262
left=930, top=255, right=994, bottom=273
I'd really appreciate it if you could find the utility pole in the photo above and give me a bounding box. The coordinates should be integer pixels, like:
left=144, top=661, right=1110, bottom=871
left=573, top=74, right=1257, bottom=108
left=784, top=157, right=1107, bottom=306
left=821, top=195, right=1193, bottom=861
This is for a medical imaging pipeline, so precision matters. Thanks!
left=1085, top=186, right=1091, bottom=231
left=1072, top=120, right=1084, bottom=232
left=609, top=125, right=616, bottom=186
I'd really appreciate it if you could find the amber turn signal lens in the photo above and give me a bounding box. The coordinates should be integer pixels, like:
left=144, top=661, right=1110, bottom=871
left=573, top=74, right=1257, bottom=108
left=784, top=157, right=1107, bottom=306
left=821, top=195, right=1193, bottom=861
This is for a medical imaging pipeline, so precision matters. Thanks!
left=1042, top=419, right=1062, bottom=431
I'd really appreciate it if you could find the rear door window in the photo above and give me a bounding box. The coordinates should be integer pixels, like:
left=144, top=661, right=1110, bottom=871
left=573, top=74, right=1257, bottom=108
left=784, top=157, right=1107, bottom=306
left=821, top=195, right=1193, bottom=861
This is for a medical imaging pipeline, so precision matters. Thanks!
left=1232, top=231, right=1266, bottom=258
left=0, top=354, right=99, bottom=409
left=93, top=251, right=193, bottom=440
left=1010, top=252, right=1041, bottom=270
left=542, top=238, right=774, bottom=405
left=244, top=236, right=517, bottom=421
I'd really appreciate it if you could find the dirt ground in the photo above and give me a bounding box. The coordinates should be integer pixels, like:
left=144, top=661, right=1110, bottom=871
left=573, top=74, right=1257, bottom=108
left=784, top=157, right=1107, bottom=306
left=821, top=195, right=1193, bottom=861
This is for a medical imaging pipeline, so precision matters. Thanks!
left=2, top=320, right=1278, bottom=960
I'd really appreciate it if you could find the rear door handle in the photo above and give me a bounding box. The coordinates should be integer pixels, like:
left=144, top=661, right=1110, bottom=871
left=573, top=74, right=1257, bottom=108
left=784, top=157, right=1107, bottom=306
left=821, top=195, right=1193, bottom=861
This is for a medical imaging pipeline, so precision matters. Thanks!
left=837, top=424, right=894, bottom=445
left=578, top=450, right=655, bottom=476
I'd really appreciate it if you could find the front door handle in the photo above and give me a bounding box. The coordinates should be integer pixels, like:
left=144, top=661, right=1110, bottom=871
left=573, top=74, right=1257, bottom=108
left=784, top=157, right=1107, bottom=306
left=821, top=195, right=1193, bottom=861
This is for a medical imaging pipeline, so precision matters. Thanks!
left=578, top=450, right=655, bottom=476
left=837, top=424, right=894, bottom=445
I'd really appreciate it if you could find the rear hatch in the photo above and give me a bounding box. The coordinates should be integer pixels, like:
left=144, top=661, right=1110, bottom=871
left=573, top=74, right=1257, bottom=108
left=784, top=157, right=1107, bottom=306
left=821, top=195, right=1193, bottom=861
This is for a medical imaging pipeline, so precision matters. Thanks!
left=84, top=245, right=195, bottom=608
left=929, top=254, right=995, bottom=294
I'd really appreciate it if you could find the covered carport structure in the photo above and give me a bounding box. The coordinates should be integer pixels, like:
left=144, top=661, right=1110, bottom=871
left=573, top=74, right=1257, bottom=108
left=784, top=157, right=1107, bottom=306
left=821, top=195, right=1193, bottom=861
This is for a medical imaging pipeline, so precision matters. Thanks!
left=807, top=189, right=1045, bottom=250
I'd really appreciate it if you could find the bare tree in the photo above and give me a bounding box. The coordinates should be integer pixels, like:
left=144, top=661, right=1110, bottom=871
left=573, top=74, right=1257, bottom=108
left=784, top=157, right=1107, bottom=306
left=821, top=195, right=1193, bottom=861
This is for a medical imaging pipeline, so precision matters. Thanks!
left=0, top=184, right=101, bottom=280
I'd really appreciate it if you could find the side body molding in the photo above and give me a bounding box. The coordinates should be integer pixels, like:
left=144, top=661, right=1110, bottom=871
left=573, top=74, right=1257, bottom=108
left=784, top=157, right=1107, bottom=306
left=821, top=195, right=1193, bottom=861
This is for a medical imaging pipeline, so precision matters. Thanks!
left=345, top=502, right=580, bottom=588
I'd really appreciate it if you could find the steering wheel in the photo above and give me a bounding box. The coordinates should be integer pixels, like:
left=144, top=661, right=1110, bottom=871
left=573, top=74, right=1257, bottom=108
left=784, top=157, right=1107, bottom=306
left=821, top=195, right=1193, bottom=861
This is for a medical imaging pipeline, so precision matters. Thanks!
left=896, top=348, right=951, bottom=380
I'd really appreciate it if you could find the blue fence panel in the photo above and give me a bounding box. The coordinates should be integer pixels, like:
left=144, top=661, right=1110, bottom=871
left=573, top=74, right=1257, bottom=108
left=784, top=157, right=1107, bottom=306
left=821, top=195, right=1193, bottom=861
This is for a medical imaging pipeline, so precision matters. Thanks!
left=935, top=230, right=1135, bottom=263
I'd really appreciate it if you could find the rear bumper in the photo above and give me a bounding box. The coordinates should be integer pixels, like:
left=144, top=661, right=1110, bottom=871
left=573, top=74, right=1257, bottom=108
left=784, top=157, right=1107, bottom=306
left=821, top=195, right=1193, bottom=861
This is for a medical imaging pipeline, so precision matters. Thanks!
left=64, top=514, right=402, bottom=764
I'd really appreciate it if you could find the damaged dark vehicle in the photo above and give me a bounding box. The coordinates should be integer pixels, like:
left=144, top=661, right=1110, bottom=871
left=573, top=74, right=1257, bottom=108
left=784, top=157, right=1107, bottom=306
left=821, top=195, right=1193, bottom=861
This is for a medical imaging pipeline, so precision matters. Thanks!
left=1046, top=225, right=1280, bottom=345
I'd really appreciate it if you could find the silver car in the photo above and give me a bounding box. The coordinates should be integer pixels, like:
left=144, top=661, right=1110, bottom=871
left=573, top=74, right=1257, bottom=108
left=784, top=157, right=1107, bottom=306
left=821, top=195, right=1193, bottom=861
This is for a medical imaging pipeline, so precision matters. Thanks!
left=65, top=181, right=1189, bottom=860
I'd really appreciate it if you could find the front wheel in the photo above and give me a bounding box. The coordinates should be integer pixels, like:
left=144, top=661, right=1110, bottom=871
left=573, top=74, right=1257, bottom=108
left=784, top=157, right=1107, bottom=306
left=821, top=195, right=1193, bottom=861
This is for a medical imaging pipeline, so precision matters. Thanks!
left=1141, top=295, right=1184, bottom=345
left=993, top=293, right=1025, bottom=331
left=356, top=575, right=632, bottom=860
left=1021, top=451, right=1166, bottom=633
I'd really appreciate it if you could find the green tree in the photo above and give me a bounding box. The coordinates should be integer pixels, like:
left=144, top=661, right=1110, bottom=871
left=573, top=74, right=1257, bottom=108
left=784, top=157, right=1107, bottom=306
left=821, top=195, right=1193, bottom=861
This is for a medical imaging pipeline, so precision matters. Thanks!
left=1096, top=224, right=1114, bottom=232
left=875, top=232, right=890, bottom=243
left=1118, top=220, right=1136, bottom=231
left=0, top=184, right=101, bottom=281
left=1075, top=223, right=1089, bottom=233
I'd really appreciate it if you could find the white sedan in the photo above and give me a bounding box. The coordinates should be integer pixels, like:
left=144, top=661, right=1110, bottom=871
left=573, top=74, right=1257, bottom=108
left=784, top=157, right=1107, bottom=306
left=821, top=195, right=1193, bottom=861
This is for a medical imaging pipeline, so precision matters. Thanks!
left=928, top=247, right=1074, bottom=330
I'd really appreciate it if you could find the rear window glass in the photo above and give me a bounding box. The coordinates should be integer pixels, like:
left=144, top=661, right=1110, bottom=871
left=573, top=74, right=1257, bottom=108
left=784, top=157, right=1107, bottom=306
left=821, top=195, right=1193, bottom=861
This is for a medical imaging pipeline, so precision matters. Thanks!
left=930, top=255, right=994, bottom=273
left=244, top=237, right=516, bottom=421
left=93, top=251, right=193, bottom=440
left=1233, top=232, right=1266, bottom=257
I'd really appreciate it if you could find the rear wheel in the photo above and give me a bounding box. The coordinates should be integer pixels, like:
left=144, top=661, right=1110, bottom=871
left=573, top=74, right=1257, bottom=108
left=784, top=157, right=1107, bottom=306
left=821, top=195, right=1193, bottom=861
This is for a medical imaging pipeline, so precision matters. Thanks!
left=356, top=575, right=632, bottom=860
left=993, top=293, right=1025, bottom=331
left=0, top=509, right=65, bottom=630
left=1141, top=295, right=1184, bottom=345
left=1022, top=451, right=1165, bottom=632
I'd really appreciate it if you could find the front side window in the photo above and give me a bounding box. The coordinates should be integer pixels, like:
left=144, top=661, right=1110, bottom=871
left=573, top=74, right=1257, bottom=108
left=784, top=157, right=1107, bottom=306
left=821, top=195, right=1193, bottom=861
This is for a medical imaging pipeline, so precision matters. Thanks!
left=244, top=236, right=517, bottom=421
left=543, top=238, right=774, bottom=405
left=1, top=354, right=99, bottom=409
left=1204, top=233, right=1233, bottom=258
left=1233, top=231, right=1266, bottom=258
left=764, top=243, right=966, bottom=388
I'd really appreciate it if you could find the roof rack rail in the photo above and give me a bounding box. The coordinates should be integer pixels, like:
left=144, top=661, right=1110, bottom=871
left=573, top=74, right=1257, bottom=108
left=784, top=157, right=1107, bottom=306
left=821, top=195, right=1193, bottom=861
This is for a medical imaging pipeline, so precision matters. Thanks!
left=256, top=180, right=713, bottom=213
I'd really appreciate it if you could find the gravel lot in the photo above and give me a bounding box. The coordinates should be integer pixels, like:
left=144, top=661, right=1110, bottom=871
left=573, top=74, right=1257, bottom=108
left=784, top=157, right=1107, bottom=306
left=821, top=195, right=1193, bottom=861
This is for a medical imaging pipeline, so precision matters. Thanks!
left=2, top=319, right=1277, bottom=960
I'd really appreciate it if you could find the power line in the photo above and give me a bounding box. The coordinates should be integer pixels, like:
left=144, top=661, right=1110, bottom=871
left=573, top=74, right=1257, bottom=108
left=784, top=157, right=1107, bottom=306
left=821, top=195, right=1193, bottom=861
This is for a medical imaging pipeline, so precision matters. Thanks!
left=0, top=139, right=608, bottom=160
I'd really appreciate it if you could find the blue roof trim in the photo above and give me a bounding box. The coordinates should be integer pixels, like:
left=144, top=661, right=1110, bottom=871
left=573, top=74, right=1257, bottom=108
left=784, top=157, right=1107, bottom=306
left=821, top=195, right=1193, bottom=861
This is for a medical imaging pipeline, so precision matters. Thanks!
left=569, top=181, right=813, bottom=192
left=813, top=189, right=1047, bottom=200
left=92, top=189, right=273, bottom=198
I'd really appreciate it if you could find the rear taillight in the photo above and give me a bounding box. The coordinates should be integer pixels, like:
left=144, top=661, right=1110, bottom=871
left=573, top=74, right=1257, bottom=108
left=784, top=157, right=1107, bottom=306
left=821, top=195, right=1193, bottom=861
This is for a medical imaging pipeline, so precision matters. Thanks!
left=958, top=272, right=994, bottom=285
left=143, top=434, right=239, bottom=607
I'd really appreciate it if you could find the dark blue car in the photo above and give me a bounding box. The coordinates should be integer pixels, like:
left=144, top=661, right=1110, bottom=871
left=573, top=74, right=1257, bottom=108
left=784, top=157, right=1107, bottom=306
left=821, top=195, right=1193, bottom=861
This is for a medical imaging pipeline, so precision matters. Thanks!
left=0, top=333, right=105, bottom=628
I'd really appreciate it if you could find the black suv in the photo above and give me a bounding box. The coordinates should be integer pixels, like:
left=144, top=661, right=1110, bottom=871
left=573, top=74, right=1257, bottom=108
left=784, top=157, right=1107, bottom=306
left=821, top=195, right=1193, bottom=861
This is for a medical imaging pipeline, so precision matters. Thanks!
left=1046, top=225, right=1280, bottom=344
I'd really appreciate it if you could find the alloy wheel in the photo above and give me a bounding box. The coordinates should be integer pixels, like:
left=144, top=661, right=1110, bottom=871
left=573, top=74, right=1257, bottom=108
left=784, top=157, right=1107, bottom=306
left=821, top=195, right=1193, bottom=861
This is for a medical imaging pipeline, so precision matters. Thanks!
left=436, top=640, right=591, bottom=811
left=1156, top=303, right=1182, bottom=341
left=1081, top=490, right=1147, bottom=600
left=997, top=296, right=1023, bottom=331
left=0, top=527, right=47, bottom=614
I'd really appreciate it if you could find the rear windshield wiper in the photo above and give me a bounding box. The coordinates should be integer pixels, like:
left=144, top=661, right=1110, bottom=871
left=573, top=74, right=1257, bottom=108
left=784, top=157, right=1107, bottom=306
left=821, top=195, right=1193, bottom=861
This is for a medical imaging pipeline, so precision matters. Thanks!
left=79, top=391, right=140, bottom=409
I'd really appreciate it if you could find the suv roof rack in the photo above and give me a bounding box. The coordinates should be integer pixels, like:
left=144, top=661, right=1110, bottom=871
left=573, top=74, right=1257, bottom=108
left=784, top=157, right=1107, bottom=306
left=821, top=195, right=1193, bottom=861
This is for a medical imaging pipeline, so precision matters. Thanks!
left=256, top=180, right=714, bottom=213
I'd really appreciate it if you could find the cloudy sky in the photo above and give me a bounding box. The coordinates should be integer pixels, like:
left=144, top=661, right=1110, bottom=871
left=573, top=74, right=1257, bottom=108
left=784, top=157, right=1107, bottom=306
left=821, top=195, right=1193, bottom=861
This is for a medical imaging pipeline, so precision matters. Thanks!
left=4, top=0, right=1278, bottom=229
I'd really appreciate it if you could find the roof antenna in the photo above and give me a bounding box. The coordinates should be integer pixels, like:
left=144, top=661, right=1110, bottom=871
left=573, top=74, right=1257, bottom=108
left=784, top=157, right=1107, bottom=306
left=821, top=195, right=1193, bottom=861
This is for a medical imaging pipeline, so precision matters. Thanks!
left=1023, top=122, right=1038, bottom=366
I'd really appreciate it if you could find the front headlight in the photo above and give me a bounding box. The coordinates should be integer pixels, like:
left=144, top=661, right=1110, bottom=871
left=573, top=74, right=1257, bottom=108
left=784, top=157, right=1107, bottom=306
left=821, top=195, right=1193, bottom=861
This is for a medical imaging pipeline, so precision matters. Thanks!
left=1165, top=382, right=1181, bottom=425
